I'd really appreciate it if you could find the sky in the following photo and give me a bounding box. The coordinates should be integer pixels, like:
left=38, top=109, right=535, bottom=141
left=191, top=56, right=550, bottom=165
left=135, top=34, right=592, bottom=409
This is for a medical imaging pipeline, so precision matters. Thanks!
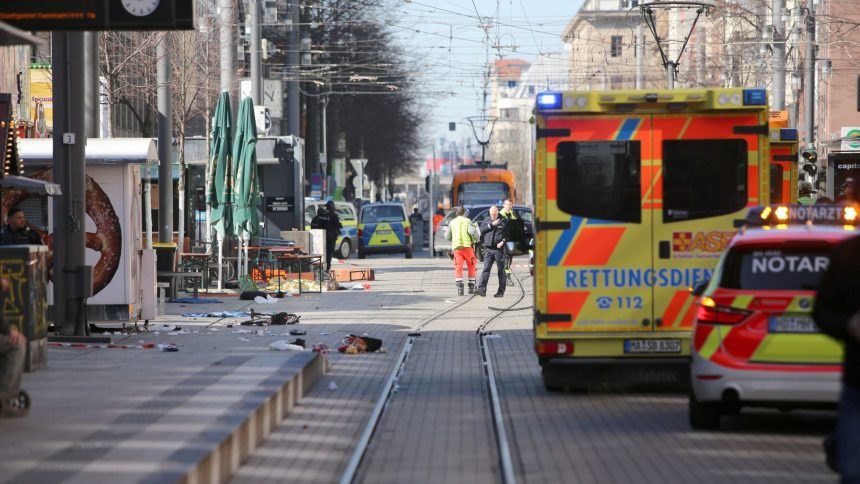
left=384, top=0, right=584, bottom=158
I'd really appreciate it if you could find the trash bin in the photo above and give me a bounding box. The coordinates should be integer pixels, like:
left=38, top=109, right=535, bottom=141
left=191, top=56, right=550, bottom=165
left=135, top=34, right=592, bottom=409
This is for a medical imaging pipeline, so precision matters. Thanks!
left=0, top=245, right=49, bottom=372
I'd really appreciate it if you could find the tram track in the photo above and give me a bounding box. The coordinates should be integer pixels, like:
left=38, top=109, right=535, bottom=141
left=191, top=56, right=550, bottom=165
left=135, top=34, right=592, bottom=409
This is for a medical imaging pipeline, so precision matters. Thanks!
left=339, top=270, right=529, bottom=484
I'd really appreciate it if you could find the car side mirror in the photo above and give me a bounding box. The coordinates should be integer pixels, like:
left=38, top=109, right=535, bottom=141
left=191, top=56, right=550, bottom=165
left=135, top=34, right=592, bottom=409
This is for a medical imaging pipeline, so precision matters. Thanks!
left=690, top=280, right=709, bottom=297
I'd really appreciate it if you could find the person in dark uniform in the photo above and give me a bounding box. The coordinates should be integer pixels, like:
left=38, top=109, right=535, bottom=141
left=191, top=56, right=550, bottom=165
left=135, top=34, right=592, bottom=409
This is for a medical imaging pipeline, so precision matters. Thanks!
left=813, top=234, right=860, bottom=481
left=0, top=208, right=42, bottom=245
left=311, top=200, right=343, bottom=272
left=476, top=205, right=507, bottom=297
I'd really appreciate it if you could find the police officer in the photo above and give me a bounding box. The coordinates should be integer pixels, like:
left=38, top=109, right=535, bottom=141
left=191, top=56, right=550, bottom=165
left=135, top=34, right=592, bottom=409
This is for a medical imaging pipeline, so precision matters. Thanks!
left=476, top=205, right=507, bottom=297
left=499, top=199, right=522, bottom=286
left=0, top=209, right=42, bottom=245
left=814, top=233, right=860, bottom=481
left=444, top=206, right=479, bottom=295
left=311, top=200, right=343, bottom=272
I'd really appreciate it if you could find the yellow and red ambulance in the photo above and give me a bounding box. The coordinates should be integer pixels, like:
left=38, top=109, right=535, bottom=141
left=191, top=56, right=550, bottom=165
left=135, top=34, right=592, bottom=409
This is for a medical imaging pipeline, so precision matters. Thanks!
left=689, top=204, right=854, bottom=429
left=532, top=88, right=771, bottom=389
left=768, top=111, right=799, bottom=204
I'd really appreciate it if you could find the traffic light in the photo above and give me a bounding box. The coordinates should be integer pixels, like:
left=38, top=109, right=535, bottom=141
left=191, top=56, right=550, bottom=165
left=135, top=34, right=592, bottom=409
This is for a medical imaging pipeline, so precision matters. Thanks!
left=802, top=149, right=818, bottom=163
left=802, top=163, right=818, bottom=178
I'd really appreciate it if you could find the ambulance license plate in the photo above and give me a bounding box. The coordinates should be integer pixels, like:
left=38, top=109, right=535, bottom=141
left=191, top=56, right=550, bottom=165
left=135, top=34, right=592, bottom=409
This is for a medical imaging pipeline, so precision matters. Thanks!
left=624, top=339, right=681, bottom=354
left=769, top=315, right=818, bottom=333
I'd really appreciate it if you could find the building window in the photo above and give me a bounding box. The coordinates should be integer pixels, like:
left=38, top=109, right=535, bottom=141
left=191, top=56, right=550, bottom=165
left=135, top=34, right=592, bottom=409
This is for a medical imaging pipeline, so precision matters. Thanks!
left=621, top=0, right=639, bottom=8
left=507, top=80, right=517, bottom=88
left=611, top=36, right=622, bottom=57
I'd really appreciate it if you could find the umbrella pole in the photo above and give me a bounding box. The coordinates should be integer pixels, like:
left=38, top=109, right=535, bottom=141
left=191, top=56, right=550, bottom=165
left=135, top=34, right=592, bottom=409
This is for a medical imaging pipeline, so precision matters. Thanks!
left=217, top=238, right=224, bottom=291
left=238, top=234, right=244, bottom=279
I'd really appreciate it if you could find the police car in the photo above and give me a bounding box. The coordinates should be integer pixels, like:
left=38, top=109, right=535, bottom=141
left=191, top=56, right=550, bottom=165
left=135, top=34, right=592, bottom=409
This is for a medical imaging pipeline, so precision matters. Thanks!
left=357, top=202, right=412, bottom=259
left=688, top=204, right=856, bottom=429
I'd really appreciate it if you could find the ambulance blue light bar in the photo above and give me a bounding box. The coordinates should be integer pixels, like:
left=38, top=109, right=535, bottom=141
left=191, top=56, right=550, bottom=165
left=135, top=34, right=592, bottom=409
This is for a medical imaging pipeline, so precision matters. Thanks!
left=537, top=92, right=563, bottom=110
left=743, top=88, right=767, bottom=106
left=780, top=128, right=798, bottom=141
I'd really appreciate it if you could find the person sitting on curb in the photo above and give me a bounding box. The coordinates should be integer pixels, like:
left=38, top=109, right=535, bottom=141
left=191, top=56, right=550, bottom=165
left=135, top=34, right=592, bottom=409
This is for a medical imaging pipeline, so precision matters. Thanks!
left=0, top=278, right=27, bottom=418
left=476, top=205, right=508, bottom=298
left=444, top=206, right=479, bottom=295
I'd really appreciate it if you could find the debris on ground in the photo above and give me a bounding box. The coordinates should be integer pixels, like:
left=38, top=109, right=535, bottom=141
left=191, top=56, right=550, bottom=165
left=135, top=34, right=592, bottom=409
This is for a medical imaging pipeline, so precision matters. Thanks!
left=269, top=340, right=305, bottom=351
left=170, top=297, right=221, bottom=304
left=158, top=343, right=179, bottom=352
left=328, top=381, right=338, bottom=391
left=337, top=335, right=383, bottom=354
left=253, top=295, right=279, bottom=304
left=312, top=343, right=329, bottom=354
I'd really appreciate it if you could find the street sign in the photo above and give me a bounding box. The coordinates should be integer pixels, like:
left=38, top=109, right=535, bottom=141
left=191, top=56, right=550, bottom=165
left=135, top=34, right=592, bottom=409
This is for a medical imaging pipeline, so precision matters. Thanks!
left=265, top=196, right=294, bottom=213
left=0, top=0, right=195, bottom=31
left=842, top=127, right=860, bottom=151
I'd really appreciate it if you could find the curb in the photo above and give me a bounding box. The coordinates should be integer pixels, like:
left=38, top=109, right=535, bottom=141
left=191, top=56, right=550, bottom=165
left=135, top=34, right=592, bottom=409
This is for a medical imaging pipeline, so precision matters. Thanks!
left=183, top=351, right=328, bottom=484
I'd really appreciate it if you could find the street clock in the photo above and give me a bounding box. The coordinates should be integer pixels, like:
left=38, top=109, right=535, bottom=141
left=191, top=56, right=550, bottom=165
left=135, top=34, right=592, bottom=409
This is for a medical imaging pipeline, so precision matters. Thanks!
left=0, top=0, right=194, bottom=30
left=120, top=0, right=161, bottom=17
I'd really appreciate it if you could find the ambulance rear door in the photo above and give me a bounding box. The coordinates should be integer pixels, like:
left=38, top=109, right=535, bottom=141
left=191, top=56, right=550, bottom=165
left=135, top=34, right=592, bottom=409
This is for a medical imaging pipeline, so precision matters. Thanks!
left=538, top=114, right=653, bottom=335
left=650, top=111, right=767, bottom=335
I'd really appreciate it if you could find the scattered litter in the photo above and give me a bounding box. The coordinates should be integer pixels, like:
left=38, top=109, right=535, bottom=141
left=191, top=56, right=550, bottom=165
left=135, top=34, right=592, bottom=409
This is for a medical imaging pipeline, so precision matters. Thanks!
left=312, top=343, right=329, bottom=354
left=254, top=295, right=279, bottom=304
left=238, top=337, right=250, bottom=342
left=289, top=329, right=306, bottom=336
left=167, top=329, right=191, bottom=336
left=182, top=311, right=251, bottom=318
left=292, top=338, right=306, bottom=348
left=483, top=333, right=502, bottom=339
left=269, top=340, right=305, bottom=351
left=328, top=381, right=338, bottom=391
left=444, top=300, right=455, bottom=303
left=350, top=283, right=371, bottom=290
left=271, top=312, right=301, bottom=325
left=171, top=297, right=221, bottom=304
left=338, top=335, right=383, bottom=354
left=256, top=330, right=265, bottom=336
left=151, top=324, right=176, bottom=332
left=320, top=332, right=332, bottom=335
left=158, top=343, right=179, bottom=352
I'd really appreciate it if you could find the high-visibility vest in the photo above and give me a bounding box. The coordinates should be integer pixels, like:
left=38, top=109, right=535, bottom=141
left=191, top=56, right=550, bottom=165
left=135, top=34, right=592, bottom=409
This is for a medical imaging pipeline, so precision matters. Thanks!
left=449, top=216, right=474, bottom=249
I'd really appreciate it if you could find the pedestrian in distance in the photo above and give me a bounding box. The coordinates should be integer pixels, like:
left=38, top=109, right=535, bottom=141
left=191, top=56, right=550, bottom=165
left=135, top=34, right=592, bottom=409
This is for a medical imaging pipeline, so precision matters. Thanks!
left=0, top=208, right=43, bottom=245
left=311, top=200, right=343, bottom=272
left=499, top=198, right=523, bottom=286
left=813, top=233, right=860, bottom=481
left=476, top=205, right=508, bottom=297
left=444, top=206, right=480, bottom=296
left=0, top=277, right=28, bottom=418
left=798, top=181, right=815, bottom=206
left=837, top=178, right=857, bottom=204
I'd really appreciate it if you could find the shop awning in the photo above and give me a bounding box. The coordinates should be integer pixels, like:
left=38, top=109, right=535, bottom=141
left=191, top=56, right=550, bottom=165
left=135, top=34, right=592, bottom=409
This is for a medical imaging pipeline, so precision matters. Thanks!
left=0, top=21, right=45, bottom=47
left=0, top=175, right=61, bottom=195
left=18, top=138, right=159, bottom=165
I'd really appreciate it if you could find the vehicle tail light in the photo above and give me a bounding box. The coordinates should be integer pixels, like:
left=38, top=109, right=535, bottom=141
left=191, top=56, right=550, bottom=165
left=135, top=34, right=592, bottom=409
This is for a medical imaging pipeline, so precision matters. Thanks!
left=696, top=298, right=752, bottom=325
left=404, top=225, right=411, bottom=236
left=358, top=228, right=363, bottom=238
left=536, top=341, right=575, bottom=356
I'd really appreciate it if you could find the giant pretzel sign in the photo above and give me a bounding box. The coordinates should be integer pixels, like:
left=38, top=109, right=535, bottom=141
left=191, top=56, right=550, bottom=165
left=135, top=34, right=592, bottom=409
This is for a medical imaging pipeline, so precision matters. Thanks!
left=1, top=169, right=123, bottom=295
